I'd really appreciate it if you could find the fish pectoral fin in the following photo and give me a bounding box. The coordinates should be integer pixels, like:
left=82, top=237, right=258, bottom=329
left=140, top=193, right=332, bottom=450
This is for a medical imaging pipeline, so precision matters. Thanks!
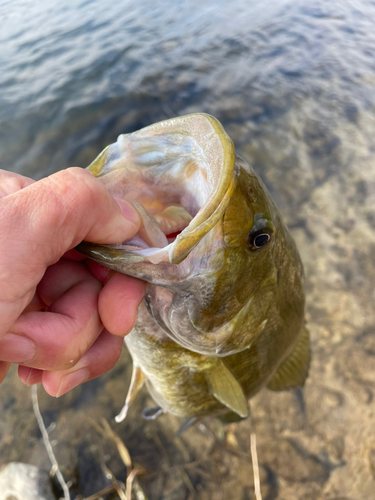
left=141, top=406, right=164, bottom=420
left=176, top=417, right=198, bottom=436
left=205, top=360, right=249, bottom=418
left=115, top=365, right=146, bottom=423
left=267, top=326, right=311, bottom=392
left=218, top=411, right=248, bottom=424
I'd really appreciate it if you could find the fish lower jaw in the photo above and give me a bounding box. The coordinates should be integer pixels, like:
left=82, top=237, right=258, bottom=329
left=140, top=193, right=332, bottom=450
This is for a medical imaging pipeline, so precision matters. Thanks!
left=163, top=329, right=251, bottom=358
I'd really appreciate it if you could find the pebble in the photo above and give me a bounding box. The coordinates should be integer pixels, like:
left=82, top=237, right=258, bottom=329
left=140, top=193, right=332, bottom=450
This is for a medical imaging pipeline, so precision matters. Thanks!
left=0, top=463, right=55, bottom=500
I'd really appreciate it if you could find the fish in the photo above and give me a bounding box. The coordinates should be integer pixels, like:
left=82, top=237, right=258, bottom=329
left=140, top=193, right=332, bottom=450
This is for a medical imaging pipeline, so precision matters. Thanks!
left=77, top=113, right=310, bottom=422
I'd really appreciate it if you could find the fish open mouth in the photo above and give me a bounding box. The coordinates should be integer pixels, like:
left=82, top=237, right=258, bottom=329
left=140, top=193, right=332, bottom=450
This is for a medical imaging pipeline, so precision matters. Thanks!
left=78, top=114, right=237, bottom=269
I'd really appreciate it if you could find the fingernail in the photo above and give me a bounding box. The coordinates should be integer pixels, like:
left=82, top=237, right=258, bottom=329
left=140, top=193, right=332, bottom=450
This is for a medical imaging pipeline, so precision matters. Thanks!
left=0, top=333, right=36, bottom=363
left=22, top=367, right=43, bottom=386
left=20, top=367, right=32, bottom=384
left=115, top=198, right=140, bottom=225
left=56, top=368, right=89, bottom=398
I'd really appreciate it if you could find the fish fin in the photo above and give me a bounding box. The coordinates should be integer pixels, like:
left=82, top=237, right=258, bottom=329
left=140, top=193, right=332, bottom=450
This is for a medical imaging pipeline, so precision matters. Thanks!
left=218, top=411, right=248, bottom=424
left=205, top=360, right=249, bottom=418
left=267, top=326, right=311, bottom=391
left=141, top=406, right=164, bottom=420
left=176, top=417, right=198, bottom=436
left=115, top=365, right=146, bottom=423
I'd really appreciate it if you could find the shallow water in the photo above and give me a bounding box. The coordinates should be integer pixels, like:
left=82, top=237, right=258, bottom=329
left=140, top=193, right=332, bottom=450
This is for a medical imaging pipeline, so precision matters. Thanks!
left=1, top=0, right=375, bottom=498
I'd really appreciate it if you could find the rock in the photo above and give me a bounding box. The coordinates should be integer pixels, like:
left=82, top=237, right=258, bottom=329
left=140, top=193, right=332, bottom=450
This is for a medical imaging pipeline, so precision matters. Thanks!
left=0, top=463, right=55, bottom=500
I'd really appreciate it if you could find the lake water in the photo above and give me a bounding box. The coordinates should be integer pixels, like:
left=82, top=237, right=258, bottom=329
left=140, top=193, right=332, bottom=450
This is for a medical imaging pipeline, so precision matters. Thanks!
left=1, top=0, right=375, bottom=498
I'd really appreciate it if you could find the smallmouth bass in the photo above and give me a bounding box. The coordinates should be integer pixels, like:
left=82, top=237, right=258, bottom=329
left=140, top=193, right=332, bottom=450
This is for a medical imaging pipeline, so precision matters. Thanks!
left=77, top=113, right=309, bottom=421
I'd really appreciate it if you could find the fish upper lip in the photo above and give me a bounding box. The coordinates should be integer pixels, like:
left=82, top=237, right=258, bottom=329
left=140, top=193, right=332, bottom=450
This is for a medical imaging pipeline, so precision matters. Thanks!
left=84, top=113, right=237, bottom=266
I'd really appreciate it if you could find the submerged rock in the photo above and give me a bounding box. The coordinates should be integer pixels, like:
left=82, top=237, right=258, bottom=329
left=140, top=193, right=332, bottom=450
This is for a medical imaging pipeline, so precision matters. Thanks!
left=0, top=462, right=55, bottom=500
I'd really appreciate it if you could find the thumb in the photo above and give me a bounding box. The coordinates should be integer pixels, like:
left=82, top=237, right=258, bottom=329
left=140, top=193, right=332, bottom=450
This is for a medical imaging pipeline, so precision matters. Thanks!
left=0, top=167, right=140, bottom=334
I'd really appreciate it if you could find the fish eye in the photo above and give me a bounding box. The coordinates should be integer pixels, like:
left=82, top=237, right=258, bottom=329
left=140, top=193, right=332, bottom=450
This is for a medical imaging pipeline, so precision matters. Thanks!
left=250, top=232, right=271, bottom=250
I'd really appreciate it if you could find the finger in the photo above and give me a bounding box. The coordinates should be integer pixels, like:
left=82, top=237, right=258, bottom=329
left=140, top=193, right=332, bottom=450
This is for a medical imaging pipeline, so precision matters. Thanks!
left=0, top=362, right=10, bottom=383
left=0, top=169, right=35, bottom=198
left=98, top=272, right=146, bottom=336
left=41, top=329, right=124, bottom=397
left=62, top=249, right=86, bottom=261
left=23, top=291, right=46, bottom=313
left=37, top=259, right=95, bottom=306
left=0, top=167, right=141, bottom=337
left=86, top=259, right=111, bottom=283
left=2, top=276, right=103, bottom=370
left=18, top=366, right=43, bottom=386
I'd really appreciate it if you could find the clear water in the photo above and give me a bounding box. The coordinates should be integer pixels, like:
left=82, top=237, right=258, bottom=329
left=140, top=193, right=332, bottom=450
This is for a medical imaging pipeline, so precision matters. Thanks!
left=1, top=0, right=375, bottom=498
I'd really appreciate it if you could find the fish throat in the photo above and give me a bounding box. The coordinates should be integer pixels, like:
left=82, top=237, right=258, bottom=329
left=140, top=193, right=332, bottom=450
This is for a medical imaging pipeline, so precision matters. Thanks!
left=82, top=114, right=236, bottom=267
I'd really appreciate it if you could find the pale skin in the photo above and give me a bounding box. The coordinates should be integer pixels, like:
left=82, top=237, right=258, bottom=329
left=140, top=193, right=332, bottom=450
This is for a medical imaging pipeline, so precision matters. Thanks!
left=0, top=167, right=146, bottom=397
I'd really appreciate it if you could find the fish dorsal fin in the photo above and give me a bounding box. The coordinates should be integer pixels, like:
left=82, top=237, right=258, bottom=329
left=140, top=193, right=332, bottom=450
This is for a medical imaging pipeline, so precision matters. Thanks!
left=115, top=365, right=146, bottom=423
left=267, top=326, right=311, bottom=392
left=205, top=360, right=249, bottom=418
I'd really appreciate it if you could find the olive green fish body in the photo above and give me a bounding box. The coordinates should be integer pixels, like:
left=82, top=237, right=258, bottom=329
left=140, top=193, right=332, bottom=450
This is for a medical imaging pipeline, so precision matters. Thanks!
left=126, top=297, right=308, bottom=419
left=77, top=113, right=310, bottom=420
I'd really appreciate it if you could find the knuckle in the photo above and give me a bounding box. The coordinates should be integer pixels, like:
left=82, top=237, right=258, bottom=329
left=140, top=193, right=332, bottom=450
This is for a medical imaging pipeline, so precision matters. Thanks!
left=40, top=168, right=105, bottom=242
left=41, top=335, right=84, bottom=371
left=59, top=351, right=82, bottom=370
left=55, top=168, right=93, bottom=199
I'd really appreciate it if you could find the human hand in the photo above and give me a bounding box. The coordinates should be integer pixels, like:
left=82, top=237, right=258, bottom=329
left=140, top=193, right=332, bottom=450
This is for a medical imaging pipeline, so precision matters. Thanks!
left=0, top=168, right=146, bottom=397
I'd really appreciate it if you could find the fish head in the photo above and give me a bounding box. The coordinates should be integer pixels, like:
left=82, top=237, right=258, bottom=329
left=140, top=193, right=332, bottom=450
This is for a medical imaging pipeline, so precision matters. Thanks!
left=77, top=113, right=304, bottom=357
left=187, top=157, right=278, bottom=329
left=82, top=113, right=235, bottom=266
